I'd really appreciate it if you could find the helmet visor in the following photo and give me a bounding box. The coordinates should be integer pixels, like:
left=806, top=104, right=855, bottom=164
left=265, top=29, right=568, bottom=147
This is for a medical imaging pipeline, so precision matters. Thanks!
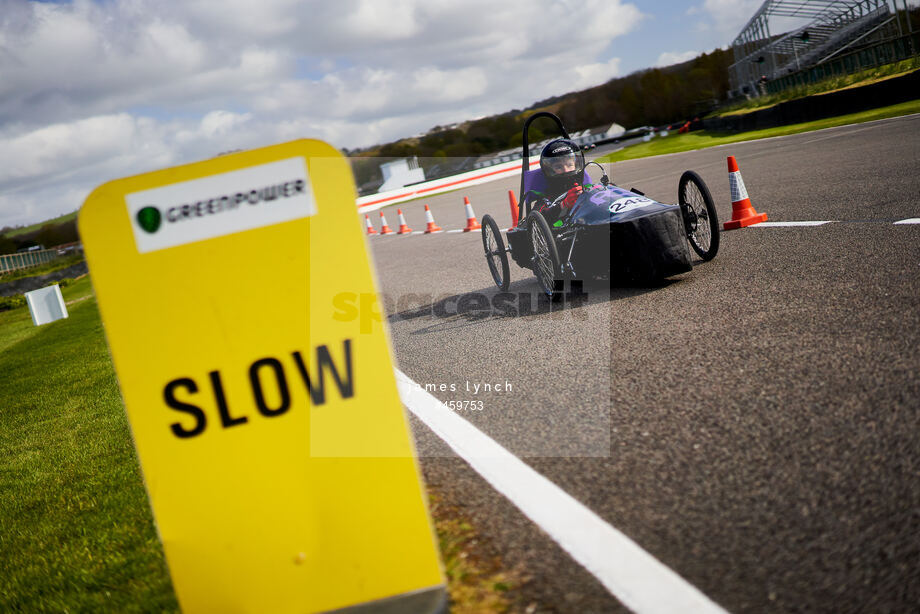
left=540, top=141, right=585, bottom=179
left=546, top=153, right=578, bottom=177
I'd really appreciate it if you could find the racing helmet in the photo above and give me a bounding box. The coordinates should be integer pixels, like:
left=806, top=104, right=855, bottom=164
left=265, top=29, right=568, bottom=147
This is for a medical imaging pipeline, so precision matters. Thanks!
left=539, top=139, right=585, bottom=195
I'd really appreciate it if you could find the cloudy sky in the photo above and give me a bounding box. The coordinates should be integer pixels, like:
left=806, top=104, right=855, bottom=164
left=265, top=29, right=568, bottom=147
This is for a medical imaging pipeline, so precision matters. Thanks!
left=0, top=0, right=770, bottom=229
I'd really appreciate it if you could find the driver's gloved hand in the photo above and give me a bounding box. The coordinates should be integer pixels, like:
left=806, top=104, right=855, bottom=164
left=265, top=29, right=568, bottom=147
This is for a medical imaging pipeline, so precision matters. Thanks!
left=561, top=185, right=583, bottom=208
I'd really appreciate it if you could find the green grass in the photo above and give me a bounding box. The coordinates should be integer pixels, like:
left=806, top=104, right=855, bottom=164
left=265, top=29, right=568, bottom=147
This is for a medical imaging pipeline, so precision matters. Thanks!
left=428, top=491, right=525, bottom=614
left=2, top=211, right=78, bottom=238
left=60, top=275, right=94, bottom=303
left=0, top=261, right=90, bottom=314
left=596, top=98, right=920, bottom=164
left=0, top=295, right=180, bottom=613
left=0, top=305, right=41, bottom=355
left=714, top=60, right=920, bottom=118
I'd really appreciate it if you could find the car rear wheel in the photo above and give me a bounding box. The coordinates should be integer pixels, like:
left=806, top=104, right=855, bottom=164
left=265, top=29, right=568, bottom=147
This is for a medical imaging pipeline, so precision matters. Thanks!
left=481, top=214, right=510, bottom=291
left=527, top=210, right=563, bottom=300
left=678, top=170, right=720, bottom=261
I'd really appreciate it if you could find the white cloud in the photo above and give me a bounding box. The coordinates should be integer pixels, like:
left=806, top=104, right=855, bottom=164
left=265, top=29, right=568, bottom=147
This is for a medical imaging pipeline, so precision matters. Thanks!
left=198, top=111, right=253, bottom=138
left=0, top=115, right=143, bottom=185
left=0, top=113, right=179, bottom=227
left=342, top=0, right=422, bottom=40
left=0, top=0, right=647, bottom=227
left=688, top=0, right=763, bottom=39
left=569, top=57, right=624, bottom=92
left=655, top=50, right=700, bottom=67
left=1, top=0, right=641, bottom=130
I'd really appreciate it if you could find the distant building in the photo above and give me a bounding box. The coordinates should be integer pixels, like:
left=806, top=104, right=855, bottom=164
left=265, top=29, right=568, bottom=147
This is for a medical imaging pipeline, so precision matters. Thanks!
left=600, top=123, right=626, bottom=139
left=378, top=157, right=425, bottom=192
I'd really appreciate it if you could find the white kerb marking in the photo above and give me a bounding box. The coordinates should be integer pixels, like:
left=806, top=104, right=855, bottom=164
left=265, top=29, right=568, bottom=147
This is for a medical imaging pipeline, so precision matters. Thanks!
left=894, top=218, right=920, bottom=225
left=752, top=221, right=833, bottom=227
left=396, top=369, right=728, bottom=614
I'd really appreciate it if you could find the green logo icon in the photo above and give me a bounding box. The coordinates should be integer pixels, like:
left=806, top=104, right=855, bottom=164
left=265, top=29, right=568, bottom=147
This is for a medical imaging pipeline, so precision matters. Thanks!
left=137, top=206, right=162, bottom=233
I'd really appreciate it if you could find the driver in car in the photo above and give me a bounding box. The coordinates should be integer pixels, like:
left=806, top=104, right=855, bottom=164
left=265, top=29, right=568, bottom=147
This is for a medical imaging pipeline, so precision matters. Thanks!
left=535, top=139, right=591, bottom=221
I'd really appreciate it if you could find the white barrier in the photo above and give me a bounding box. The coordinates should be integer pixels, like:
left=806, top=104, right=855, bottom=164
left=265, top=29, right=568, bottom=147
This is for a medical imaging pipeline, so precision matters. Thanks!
left=25, top=284, right=68, bottom=326
left=356, top=158, right=541, bottom=213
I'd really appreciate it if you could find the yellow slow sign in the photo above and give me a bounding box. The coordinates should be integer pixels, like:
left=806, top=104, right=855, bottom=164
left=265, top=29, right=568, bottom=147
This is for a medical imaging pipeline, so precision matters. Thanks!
left=79, top=139, right=445, bottom=613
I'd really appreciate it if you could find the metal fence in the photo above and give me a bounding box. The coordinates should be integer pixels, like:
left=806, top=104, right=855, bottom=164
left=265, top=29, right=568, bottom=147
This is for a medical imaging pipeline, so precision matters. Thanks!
left=0, top=249, right=59, bottom=275
left=727, top=0, right=914, bottom=97
left=764, top=32, right=919, bottom=94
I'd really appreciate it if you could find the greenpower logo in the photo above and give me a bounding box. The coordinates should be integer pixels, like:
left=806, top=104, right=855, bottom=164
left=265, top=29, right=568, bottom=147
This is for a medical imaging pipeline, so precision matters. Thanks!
left=136, top=206, right=162, bottom=233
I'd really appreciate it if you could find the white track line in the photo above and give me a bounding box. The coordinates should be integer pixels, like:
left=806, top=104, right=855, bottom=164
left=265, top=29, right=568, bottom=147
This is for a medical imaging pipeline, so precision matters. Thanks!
left=751, top=221, right=833, bottom=227
left=800, top=124, right=878, bottom=145
left=395, top=369, right=728, bottom=614
left=894, top=218, right=920, bottom=225
left=707, top=112, right=920, bottom=154
left=599, top=112, right=920, bottom=168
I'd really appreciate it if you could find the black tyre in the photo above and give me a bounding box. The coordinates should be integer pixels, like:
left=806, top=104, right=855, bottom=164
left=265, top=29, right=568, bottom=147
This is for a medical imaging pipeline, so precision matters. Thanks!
left=527, top=210, right=563, bottom=300
left=481, top=214, right=510, bottom=291
left=678, top=170, right=720, bottom=261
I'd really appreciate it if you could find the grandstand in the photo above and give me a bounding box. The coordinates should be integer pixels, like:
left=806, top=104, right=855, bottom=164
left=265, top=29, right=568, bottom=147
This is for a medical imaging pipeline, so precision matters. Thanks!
left=728, top=0, right=911, bottom=97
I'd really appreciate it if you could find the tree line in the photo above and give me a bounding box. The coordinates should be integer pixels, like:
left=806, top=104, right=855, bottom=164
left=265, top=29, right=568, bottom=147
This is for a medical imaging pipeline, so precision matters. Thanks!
left=0, top=219, right=79, bottom=255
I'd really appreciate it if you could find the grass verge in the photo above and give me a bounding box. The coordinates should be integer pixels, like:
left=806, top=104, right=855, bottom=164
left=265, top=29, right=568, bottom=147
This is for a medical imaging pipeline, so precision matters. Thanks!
left=0, top=276, right=93, bottom=353
left=429, top=491, right=527, bottom=613
left=0, top=253, right=86, bottom=284
left=0, top=296, right=179, bottom=613
left=0, top=279, right=523, bottom=612
left=596, top=98, right=920, bottom=164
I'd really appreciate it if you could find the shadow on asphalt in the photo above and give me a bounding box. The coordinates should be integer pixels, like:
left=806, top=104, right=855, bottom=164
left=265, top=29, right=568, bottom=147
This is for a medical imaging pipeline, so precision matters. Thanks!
left=385, top=276, right=680, bottom=334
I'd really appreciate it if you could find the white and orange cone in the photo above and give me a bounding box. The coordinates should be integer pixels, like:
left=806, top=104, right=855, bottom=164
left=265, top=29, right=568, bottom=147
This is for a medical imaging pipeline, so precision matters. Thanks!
left=723, top=156, right=767, bottom=230
left=396, top=209, right=413, bottom=234
left=462, top=196, right=481, bottom=232
left=424, top=204, right=443, bottom=233
left=365, top=214, right=377, bottom=235
left=379, top=211, right=394, bottom=234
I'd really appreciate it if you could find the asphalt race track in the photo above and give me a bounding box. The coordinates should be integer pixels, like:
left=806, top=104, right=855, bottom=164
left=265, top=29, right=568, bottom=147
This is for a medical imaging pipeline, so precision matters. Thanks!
left=368, top=114, right=920, bottom=613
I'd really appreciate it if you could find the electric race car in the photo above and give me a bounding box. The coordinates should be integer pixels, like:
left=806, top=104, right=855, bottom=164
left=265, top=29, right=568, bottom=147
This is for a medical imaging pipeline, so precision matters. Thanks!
left=480, top=112, right=720, bottom=299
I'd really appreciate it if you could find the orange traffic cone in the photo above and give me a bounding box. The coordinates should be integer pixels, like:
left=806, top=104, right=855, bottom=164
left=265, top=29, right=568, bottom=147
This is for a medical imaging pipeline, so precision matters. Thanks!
left=379, top=211, right=394, bottom=234
left=723, top=156, right=767, bottom=230
left=462, top=196, right=481, bottom=232
left=396, top=209, right=413, bottom=234
left=424, top=205, right=443, bottom=233
left=365, top=214, right=377, bottom=235
left=507, top=190, right=519, bottom=230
